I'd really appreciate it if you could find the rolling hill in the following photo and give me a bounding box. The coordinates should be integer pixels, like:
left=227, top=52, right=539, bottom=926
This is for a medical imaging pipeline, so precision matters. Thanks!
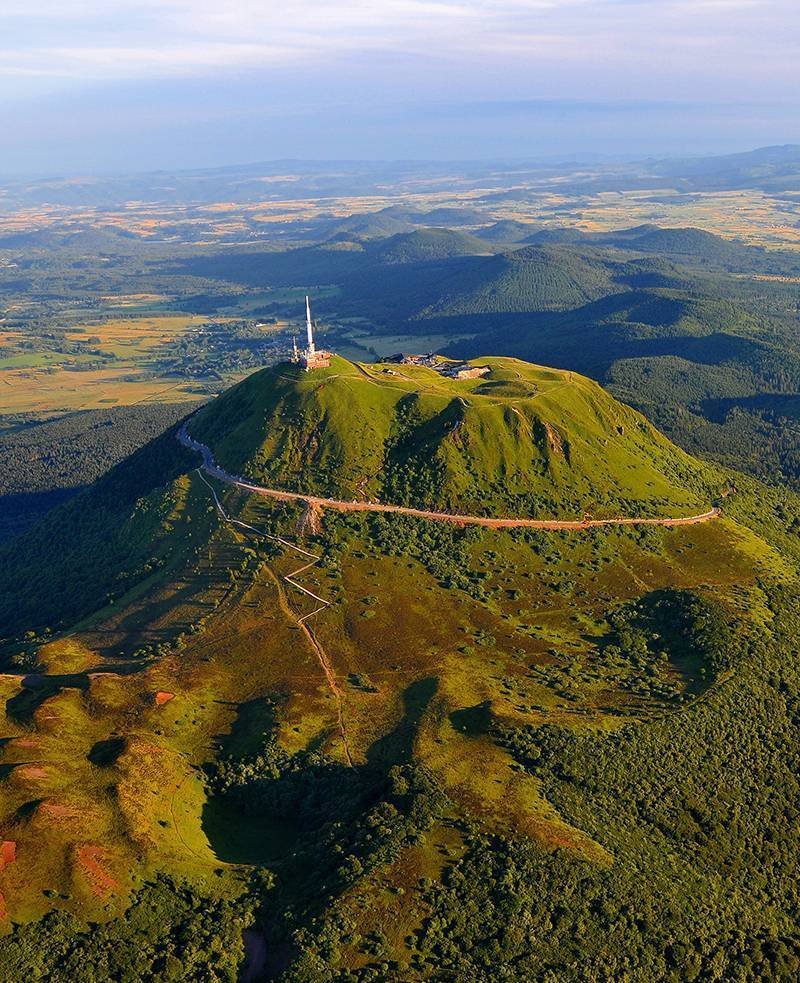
left=1, top=357, right=799, bottom=980
left=190, top=355, right=714, bottom=518
left=414, top=245, right=620, bottom=316
left=368, top=228, right=492, bottom=265
left=524, top=224, right=800, bottom=274
left=474, top=219, right=539, bottom=243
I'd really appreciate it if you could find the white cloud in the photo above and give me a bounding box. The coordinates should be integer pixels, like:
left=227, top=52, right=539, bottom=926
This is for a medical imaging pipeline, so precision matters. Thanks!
left=0, top=0, right=796, bottom=90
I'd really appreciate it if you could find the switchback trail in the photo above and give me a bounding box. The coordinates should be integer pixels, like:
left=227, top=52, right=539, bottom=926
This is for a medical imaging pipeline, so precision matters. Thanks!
left=195, top=468, right=354, bottom=767
left=178, top=422, right=721, bottom=530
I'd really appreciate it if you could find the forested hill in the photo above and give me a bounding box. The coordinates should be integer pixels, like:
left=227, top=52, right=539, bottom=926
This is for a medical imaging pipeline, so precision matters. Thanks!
left=0, top=402, right=198, bottom=543
left=415, top=246, right=620, bottom=315
left=523, top=224, right=800, bottom=272
left=369, top=228, right=491, bottom=264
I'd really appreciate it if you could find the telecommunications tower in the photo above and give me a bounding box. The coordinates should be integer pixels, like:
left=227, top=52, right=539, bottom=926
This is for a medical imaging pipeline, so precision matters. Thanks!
left=297, top=295, right=331, bottom=371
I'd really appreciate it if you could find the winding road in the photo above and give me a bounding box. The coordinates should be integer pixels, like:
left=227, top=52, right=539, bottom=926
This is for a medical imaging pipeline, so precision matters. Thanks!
left=177, top=417, right=720, bottom=768
left=177, top=421, right=721, bottom=530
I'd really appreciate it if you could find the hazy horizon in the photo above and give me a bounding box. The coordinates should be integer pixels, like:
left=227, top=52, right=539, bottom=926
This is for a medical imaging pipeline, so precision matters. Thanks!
left=3, top=134, right=800, bottom=183
left=2, top=1, right=798, bottom=175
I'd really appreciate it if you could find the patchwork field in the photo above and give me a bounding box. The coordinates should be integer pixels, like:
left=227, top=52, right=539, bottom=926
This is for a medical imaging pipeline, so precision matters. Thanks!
left=64, top=315, right=206, bottom=354
left=504, top=188, right=800, bottom=250
left=3, top=181, right=800, bottom=257
left=0, top=315, right=219, bottom=417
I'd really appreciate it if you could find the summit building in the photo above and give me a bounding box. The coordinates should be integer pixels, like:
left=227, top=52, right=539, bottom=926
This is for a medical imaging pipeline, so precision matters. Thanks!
left=293, top=295, right=331, bottom=371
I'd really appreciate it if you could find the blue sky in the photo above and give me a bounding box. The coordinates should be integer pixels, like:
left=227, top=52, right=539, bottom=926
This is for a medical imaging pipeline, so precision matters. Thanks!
left=1, top=0, right=798, bottom=174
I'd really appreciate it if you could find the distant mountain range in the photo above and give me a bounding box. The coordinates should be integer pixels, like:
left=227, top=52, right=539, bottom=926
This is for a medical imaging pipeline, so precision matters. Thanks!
left=2, top=144, right=800, bottom=209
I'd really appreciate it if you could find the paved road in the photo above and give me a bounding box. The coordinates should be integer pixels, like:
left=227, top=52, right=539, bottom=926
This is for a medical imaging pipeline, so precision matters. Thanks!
left=177, top=421, right=720, bottom=530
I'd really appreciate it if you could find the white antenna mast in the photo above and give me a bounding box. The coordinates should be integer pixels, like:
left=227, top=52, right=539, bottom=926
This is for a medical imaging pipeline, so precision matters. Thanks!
left=305, top=294, right=315, bottom=354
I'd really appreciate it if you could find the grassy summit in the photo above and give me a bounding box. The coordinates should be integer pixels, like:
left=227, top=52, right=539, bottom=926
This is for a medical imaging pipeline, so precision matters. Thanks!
left=191, top=355, right=716, bottom=518
left=0, top=353, right=798, bottom=979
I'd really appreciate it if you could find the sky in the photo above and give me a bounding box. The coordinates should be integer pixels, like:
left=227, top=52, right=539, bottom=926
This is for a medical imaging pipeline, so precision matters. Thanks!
left=0, top=0, right=798, bottom=175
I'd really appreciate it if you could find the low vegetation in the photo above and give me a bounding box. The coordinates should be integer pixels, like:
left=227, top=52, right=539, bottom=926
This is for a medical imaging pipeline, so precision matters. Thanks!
left=0, top=355, right=795, bottom=980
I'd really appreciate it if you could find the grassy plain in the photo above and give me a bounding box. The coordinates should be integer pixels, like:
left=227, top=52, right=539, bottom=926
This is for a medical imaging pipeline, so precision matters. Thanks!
left=506, top=188, right=800, bottom=250
left=0, top=315, right=214, bottom=416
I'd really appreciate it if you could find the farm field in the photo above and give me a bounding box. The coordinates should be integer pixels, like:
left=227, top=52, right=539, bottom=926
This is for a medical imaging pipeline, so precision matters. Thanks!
left=507, top=188, right=800, bottom=250
left=0, top=315, right=216, bottom=417
left=63, top=315, right=206, bottom=355
left=0, top=367, right=201, bottom=415
left=2, top=183, right=799, bottom=252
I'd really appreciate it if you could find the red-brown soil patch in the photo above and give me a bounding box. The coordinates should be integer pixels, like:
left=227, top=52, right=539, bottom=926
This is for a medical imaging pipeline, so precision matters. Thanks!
left=136, top=742, right=167, bottom=754
left=0, top=841, right=16, bottom=870
left=76, top=845, right=119, bottom=898
left=154, top=691, right=175, bottom=706
left=18, top=765, right=47, bottom=780
left=0, top=841, right=17, bottom=920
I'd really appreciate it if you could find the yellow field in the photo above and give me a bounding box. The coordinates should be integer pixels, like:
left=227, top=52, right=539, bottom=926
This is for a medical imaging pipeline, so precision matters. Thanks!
left=0, top=315, right=216, bottom=416
left=99, top=293, right=171, bottom=307
left=0, top=367, right=201, bottom=414
left=64, top=314, right=209, bottom=357
left=497, top=188, right=800, bottom=250
left=1, top=183, right=798, bottom=252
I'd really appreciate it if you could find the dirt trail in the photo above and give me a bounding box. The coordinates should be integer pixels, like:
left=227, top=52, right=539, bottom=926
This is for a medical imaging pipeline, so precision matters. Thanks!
left=195, top=469, right=353, bottom=766
left=297, top=617, right=354, bottom=768
left=179, top=422, right=721, bottom=531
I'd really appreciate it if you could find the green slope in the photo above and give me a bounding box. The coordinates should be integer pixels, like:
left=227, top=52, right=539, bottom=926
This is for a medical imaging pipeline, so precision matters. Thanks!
left=444, top=285, right=800, bottom=483
left=368, top=228, right=492, bottom=264
left=191, top=355, right=715, bottom=517
left=0, top=354, right=721, bottom=639
left=0, top=427, right=199, bottom=638
left=475, top=219, right=539, bottom=243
